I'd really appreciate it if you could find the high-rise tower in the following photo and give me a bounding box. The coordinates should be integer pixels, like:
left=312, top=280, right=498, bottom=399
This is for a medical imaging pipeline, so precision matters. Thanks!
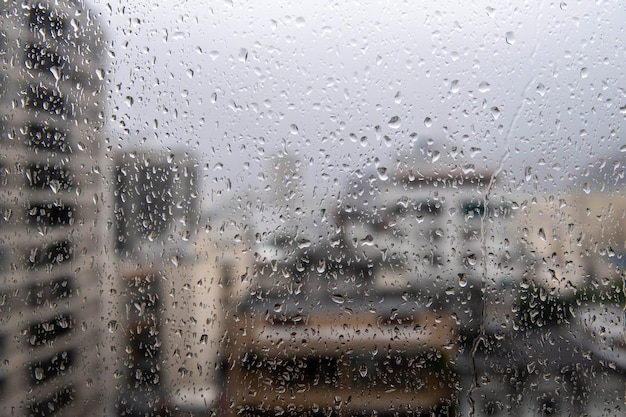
left=0, top=1, right=106, bottom=416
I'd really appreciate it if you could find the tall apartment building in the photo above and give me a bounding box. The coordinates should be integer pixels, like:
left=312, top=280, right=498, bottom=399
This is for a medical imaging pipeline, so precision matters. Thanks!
left=108, top=150, right=204, bottom=416
left=0, top=1, right=106, bottom=416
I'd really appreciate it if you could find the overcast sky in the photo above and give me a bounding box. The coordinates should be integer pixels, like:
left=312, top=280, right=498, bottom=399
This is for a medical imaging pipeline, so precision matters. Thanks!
left=90, top=0, right=625, bottom=211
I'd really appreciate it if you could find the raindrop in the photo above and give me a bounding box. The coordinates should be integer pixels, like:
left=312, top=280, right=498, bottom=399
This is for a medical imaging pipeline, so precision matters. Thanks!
left=505, top=31, right=515, bottom=45
left=238, top=48, right=248, bottom=63
left=273, top=303, right=283, bottom=313
left=331, top=294, right=345, bottom=304
left=290, top=124, right=299, bottom=135
left=490, top=106, right=501, bottom=121
left=536, top=83, right=546, bottom=96
left=377, top=166, right=388, bottom=181
left=538, top=228, right=546, bottom=241
left=582, top=182, right=591, bottom=194
left=49, top=180, right=60, bottom=194
left=124, top=96, right=134, bottom=107
left=295, top=16, right=305, bottom=28
left=107, top=320, right=118, bottom=333
left=424, top=117, right=433, bottom=128
left=478, top=81, right=491, bottom=93
left=458, top=273, right=468, bottom=288
left=209, top=50, right=219, bottom=61
left=50, top=67, right=61, bottom=81
left=34, top=367, right=44, bottom=380
left=388, top=116, right=401, bottom=129
left=525, top=166, right=532, bottom=181
left=580, top=67, right=589, bottom=79
left=450, top=79, right=460, bottom=93
left=358, top=364, right=368, bottom=377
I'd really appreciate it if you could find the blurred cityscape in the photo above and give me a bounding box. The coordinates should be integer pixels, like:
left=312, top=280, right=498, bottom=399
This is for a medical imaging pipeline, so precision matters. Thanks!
left=0, top=1, right=624, bottom=417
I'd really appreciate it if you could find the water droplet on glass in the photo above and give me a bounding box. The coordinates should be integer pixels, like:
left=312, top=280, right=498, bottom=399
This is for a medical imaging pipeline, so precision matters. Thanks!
left=295, top=16, right=305, bottom=28
left=290, top=124, right=299, bottom=135
left=209, top=50, right=219, bottom=61
left=458, top=273, right=468, bottom=288
left=465, top=254, right=477, bottom=266
left=536, top=83, right=546, bottom=96
left=580, top=67, right=589, bottom=79
left=388, top=116, right=401, bottom=129
left=238, top=48, right=248, bottom=63
left=358, top=364, right=368, bottom=377
left=490, top=106, right=501, bottom=121
left=124, top=96, right=134, bottom=107
left=377, top=166, right=388, bottom=181
left=582, top=182, right=591, bottom=194
left=273, top=303, right=283, bottom=313
left=450, top=79, right=460, bottom=93
left=34, top=367, right=44, bottom=380
left=538, top=228, right=546, bottom=241
left=49, top=180, right=60, bottom=194
left=298, top=238, right=311, bottom=249
left=505, top=31, right=515, bottom=45
left=107, top=320, right=118, bottom=333
left=50, top=66, right=61, bottom=81
left=331, top=294, right=345, bottom=304
left=424, top=117, right=433, bottom=127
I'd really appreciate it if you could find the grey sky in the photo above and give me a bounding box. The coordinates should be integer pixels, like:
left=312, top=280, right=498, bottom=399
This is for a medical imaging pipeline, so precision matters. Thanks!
left=91, top=0, right=625, bottom=209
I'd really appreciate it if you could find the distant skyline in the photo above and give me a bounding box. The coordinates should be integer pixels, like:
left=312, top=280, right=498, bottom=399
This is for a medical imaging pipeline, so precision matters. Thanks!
left=91, top=0, right=625, bottom=209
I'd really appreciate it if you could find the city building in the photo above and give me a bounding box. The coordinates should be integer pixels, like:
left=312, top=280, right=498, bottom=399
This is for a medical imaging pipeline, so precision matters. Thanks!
left=347, top=166, right=526, bottom=339
left=0, top=1, right=106, bottom=416
left=106, top=150, right=206, bottom=416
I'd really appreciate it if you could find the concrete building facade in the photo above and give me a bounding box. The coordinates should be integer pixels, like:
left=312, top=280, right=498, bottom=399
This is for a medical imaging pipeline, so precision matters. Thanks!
left=0, top=1, right=106, bottom=416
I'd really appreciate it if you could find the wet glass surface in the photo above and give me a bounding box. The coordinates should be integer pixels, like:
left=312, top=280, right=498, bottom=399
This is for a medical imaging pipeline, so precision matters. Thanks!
left=0, top=1, right=624, bottom=416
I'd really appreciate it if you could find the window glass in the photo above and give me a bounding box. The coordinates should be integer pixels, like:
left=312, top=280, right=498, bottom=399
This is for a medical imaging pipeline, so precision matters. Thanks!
left=0, top=1, right=624, bottom=417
